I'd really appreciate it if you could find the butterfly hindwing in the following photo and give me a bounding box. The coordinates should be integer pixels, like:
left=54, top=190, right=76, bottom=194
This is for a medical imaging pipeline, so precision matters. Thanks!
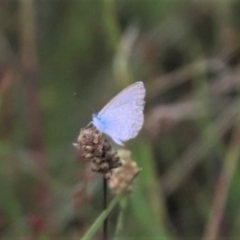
left=100, top=102, right=144, bottom=144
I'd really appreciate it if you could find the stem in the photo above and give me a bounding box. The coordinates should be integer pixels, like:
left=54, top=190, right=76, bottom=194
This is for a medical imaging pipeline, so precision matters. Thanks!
left=115, top=198, right=128, bottom=240
left=103, top=177, right=108, bottom=240
left=82, top=170, right=140, bottom=240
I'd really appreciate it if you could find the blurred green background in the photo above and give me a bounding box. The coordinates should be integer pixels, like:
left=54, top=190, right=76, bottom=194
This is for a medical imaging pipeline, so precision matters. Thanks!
left=1, top=0, right=240, bottom=239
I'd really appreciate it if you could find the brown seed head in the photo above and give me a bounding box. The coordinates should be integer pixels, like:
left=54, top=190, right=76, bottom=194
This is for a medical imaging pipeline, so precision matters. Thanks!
left=74, top=126, right=122, bottom=179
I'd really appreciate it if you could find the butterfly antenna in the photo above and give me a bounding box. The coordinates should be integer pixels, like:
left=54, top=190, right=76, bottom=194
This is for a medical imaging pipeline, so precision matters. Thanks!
left=74, top=92, right=95, bottom=112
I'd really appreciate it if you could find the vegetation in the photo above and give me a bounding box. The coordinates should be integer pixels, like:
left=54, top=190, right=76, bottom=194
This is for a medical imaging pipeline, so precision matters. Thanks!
left=0, top=1, right=240, bottom=239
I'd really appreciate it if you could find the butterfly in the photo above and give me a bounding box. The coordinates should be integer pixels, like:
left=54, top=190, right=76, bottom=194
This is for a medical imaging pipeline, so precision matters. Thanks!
left=92, top=81, right=146, bottom=145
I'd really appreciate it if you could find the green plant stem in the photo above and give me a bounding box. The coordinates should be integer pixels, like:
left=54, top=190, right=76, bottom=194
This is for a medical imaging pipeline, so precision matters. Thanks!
left=81, top=189, right=124, bottom=240
left=81, top=171, right=140, bottom=240
left=114, top=197, right=128, bottom=240
left=103, top=177, right=108, bottom=240
left=102, top=0, right=120, bottom=51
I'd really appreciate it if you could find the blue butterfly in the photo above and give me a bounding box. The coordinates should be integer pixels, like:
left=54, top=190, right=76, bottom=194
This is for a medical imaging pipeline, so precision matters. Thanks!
left=92, top=81, right=145, bottom=145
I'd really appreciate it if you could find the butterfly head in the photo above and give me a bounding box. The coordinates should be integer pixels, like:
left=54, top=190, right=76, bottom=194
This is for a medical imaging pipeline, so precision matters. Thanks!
left=92, top=113, right=105, bottom=133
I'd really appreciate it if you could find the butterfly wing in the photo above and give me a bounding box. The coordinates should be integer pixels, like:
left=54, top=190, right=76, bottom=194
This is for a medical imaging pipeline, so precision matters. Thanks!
left=98, top=82, right=145, bottom=115
left=93, top=82, right=145, bottom=145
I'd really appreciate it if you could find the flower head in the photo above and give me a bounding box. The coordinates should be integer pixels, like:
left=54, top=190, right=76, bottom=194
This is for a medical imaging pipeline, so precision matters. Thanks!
left=74, top=126, right=122, bottom=179
left=109, top=149, right=140, bottom=195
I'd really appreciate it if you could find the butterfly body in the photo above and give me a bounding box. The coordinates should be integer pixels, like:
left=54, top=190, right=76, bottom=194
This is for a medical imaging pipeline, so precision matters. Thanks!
left=92, top=81, right=145, bottom=145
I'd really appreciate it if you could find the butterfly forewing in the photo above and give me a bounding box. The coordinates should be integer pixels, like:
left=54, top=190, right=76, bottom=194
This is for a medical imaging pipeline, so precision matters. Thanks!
left=93, top=81, right=145, bottom=145
left=98, top=82, right=145, bottom=116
